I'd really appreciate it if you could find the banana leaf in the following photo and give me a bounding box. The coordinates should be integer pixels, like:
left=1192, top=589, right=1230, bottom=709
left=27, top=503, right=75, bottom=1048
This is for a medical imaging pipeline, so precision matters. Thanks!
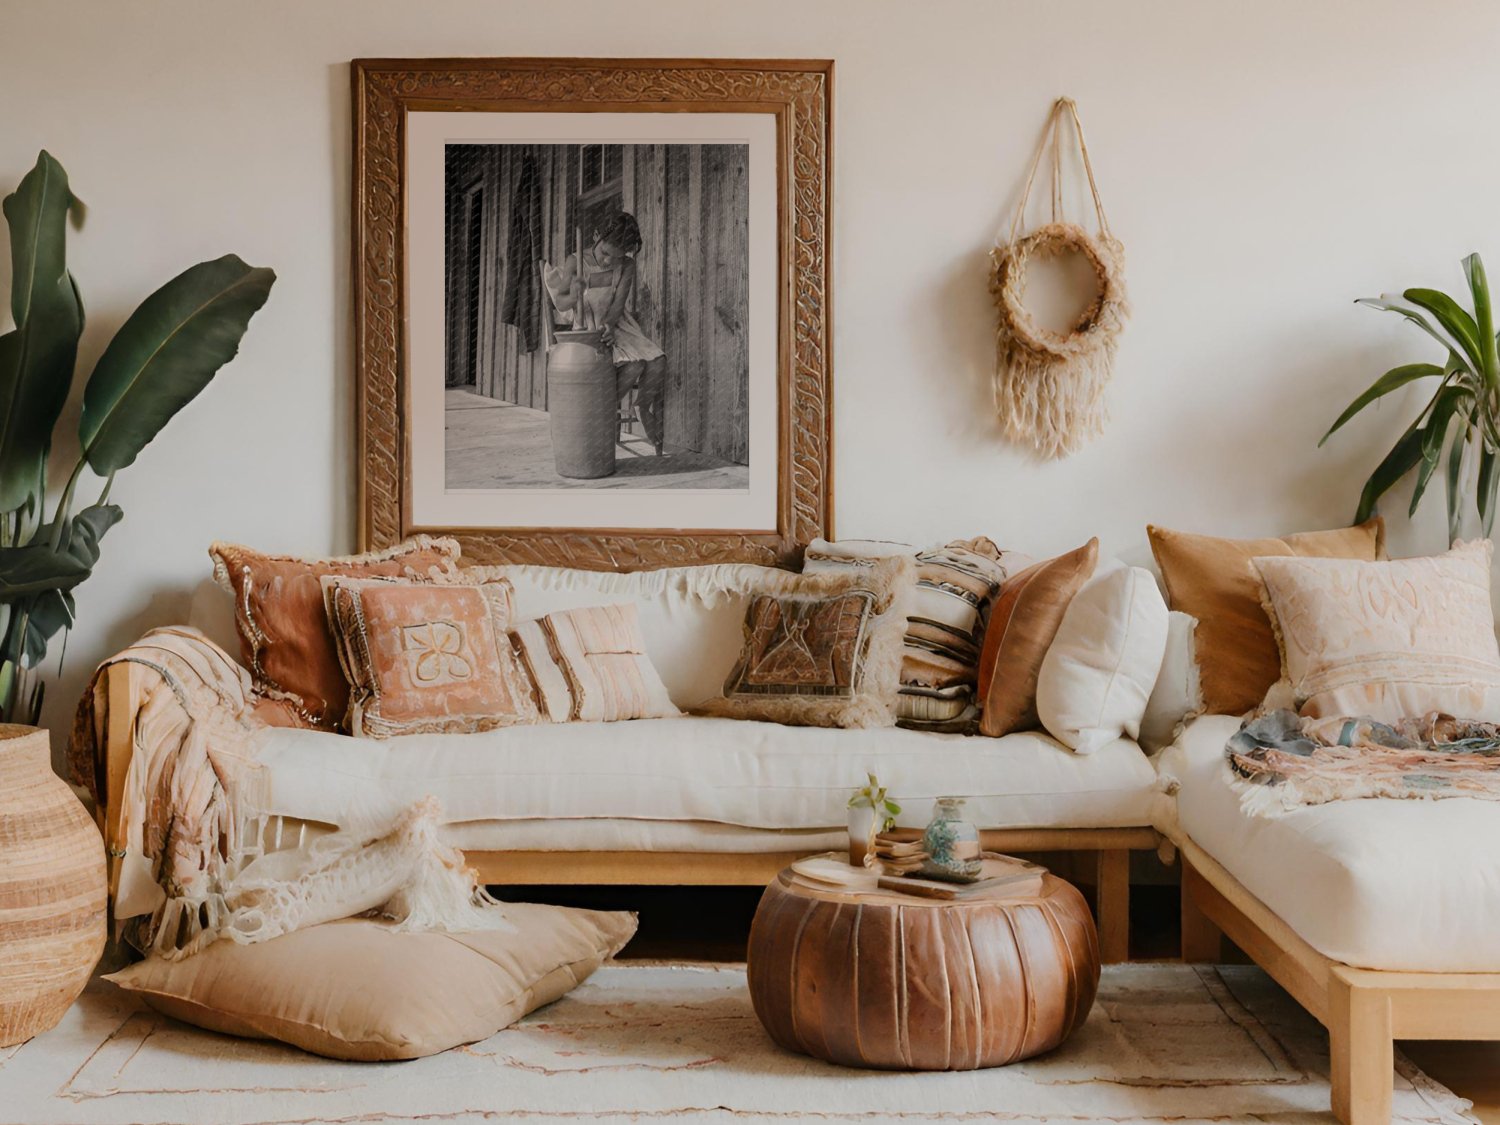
left=0, top=152, right=83, bottom=513
left=0, top=542, right=91, bottom=598
left=1320, top=362, right=1443, bottom=445
left=79, top=255, right=274, bottom=474
left=20, top=589, right=72, bottom=666
left=54, top=503, right=122, bottom=568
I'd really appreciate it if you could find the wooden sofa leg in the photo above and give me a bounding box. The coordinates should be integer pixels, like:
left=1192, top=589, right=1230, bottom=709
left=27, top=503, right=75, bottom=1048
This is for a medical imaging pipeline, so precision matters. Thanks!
left=1328, top=968, right=1393, bottom=1125
left=1094, top=848, right=1129, bottom=964
left=1179, top=858, right=1224, bottom=963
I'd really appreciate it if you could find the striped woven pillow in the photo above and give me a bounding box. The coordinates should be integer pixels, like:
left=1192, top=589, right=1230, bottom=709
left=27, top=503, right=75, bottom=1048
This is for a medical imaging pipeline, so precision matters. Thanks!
left=803, top=538, right=1025, bottom=732
left=511, top=603, right=680, bottom=723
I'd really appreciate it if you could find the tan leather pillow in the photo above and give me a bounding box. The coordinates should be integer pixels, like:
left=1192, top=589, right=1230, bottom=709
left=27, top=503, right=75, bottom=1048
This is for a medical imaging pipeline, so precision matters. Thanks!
left=210, top=537, right=461, bottom=729
left=1147, top=518, right=1385, bottom=716
left=104, top=904, right=637, bottom=1061
left=977, top=539, right=1099, bottom=737
left=323, top=575, right=540, bottom=737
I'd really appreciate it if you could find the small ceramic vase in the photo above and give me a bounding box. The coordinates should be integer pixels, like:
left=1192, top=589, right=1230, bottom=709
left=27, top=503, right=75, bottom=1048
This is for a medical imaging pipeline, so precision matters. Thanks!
left=921, top=797, right=983, bottom=882
left=847, top=804, right=878, bottom=867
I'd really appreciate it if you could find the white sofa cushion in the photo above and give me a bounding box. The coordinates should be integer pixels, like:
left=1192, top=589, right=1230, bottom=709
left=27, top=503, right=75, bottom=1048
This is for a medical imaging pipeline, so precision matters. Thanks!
left=248, top=716, right=1158, bottom=834
left=1158, top=714, right=1500, bottom=972
left=1138, top=610, right=1201, bottom=752
left=1035, top=564, right=1168, bottom=754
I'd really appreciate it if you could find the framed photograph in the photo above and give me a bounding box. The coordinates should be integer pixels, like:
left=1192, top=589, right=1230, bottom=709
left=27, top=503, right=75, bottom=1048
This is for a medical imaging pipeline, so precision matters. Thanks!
left=352, top=58, right=833, bottom=569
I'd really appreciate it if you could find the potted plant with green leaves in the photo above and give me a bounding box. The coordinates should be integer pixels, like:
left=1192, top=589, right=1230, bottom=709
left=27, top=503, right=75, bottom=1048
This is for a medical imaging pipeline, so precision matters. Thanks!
left=1323, top=252, right=1500, bottom=543
left=0, top=150, right=274, bottom=725
left=847, top=772, right=901, bottom=865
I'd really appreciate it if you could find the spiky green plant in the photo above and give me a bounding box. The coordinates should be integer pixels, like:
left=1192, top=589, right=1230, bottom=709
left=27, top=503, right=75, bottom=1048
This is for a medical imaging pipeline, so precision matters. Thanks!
left=1323, top=253, right=1500, bottom=544
left=0, top=151, right=274, bottom=724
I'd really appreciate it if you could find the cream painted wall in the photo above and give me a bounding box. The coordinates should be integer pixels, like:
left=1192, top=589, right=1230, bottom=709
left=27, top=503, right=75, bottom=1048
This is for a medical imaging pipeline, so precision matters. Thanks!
left=2, top=0, right=1497, bottom=745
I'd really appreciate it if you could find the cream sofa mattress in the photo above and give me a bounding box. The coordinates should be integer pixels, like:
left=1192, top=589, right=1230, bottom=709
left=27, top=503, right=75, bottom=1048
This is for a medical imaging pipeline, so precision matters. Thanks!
left=1158, top=715, right=1500, bottom=972
left=262, top=817, right=847, bottom=855
left=250, top=716, right=1157, bottom=834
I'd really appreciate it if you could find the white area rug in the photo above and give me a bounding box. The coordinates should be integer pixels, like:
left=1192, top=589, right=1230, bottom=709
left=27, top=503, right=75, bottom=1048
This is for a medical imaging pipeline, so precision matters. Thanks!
left=0, top=962, right=1475, bottom=1124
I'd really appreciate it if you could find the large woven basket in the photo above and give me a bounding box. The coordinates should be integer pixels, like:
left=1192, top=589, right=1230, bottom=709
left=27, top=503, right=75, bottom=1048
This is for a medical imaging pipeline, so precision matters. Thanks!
left=0, top=724, right=106, bottom=1046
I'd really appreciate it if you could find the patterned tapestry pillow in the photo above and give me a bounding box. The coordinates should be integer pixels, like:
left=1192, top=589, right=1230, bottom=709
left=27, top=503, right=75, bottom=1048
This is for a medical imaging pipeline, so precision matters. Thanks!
left=803, top=537, right=1024, bottom=731
left=211, top=537, right=461, bottom=730
left=1254, top=540, right=1500, bottom=723
left=700, top=555, right=916, bottom=729
left=977, top=538, right=1099, bottom=738
left=510, top=603, right=680, bottom=723
left=322, top=574, right=539, bottom=738
left=1147, top=518, right=1385, bottom=717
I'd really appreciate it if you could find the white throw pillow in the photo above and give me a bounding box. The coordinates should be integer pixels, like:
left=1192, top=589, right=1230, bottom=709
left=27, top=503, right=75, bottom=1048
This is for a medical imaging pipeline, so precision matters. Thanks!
left=1036, top=564, right=1169, bottom=754
left=1138, top=611, right=1202, bottom=752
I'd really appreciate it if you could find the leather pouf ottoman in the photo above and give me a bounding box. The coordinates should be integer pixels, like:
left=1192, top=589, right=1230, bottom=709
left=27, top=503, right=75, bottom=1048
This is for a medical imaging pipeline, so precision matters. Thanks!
left=747, top=866, right=1100, bottom=1070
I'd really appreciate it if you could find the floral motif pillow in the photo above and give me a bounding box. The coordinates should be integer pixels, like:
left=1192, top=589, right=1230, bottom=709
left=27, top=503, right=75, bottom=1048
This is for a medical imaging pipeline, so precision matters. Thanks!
left=322, top=575, right=539, bottom=738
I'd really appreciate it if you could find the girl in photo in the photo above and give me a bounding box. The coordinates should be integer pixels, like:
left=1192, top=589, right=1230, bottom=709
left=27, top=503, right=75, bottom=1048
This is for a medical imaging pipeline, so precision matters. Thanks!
left=546, top=211, right=667, bottom=455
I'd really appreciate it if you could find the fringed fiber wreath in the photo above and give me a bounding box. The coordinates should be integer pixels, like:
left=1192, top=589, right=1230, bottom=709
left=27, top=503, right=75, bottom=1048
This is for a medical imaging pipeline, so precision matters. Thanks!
left=991, top=99, right=1129, bottom=460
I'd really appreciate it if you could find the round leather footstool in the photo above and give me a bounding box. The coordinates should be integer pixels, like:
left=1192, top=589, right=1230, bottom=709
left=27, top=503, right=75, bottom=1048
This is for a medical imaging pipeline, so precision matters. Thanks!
left=747, top=862, right=1100, bottom=1070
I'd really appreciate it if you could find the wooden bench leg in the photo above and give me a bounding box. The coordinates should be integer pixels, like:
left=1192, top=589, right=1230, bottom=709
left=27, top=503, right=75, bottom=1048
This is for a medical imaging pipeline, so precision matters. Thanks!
left=1179, top=858, right=1224, bottom=963
left=1329, top=968, right=1393, bottom=1125
left=1094, top=848, right=1129, bottom=964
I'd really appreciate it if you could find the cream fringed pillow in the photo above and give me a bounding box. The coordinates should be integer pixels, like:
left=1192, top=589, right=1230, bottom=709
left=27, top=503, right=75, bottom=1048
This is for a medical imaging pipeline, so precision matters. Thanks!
left=322, top=574, right=540, bottom=738
left=698, top=555, right=916, bottom=729
left=105, top=905, right=637, bottom=1061
left=510, top=603, right=680, bottom=723
left=1254, top=540, right=1500, bottom=722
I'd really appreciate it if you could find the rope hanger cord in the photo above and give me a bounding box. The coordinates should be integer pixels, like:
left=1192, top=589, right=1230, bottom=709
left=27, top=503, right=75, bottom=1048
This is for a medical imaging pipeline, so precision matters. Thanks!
left=989, top=97, right=1130, bottom=461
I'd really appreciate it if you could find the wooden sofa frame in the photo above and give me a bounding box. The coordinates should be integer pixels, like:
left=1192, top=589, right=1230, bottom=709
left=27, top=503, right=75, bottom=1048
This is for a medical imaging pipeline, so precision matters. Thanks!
left=1179, top=835, right=1500, bottom=1125
left=99, top=661, right=1156, bottom=963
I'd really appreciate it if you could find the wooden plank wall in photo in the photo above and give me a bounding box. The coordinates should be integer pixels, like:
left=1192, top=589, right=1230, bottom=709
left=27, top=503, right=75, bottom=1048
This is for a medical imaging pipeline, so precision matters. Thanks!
left=443, top=142, right=750, bottom=465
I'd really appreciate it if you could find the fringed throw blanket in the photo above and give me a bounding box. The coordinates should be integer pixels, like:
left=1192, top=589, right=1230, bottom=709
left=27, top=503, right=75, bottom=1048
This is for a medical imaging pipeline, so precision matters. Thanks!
left=1227, top=708, right=1500, bottom=816
left=70, top=627, right=509, bottom=959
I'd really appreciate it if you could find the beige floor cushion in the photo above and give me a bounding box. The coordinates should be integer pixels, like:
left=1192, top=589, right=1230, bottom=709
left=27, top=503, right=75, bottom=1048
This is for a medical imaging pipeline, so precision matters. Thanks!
left=105, top=903, right=637, bottom=1060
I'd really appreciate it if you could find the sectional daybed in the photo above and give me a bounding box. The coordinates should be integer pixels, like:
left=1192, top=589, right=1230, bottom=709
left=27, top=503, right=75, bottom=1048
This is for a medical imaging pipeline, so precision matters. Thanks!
left=83, top=529, right=1500, bottom=1125
left=1163, top=715, right=1500, bottom=1125
left=88, top=555, right=1162, bottom=966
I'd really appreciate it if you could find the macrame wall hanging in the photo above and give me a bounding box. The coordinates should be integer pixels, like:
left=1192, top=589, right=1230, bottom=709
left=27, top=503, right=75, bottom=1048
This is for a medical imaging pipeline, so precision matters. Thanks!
left=990, top=97, right=1129, bottom=460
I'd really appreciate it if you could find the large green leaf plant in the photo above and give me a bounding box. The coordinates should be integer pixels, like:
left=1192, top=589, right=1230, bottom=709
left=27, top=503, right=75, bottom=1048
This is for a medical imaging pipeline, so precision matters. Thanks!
left=1324, top=253, right=1500, bottom=544
left=0, top=151, right=274, bottom=725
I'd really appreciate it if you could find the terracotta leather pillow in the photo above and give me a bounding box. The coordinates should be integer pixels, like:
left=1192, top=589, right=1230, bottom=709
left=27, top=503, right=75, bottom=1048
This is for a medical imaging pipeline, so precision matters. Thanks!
left=210, top=537, right=461, bottom=730
left=976, top=539, right=1099, bottom=738
left=105, top=904, right=637, bottom=1061
left=1147, top=518, right=1385, bottom=716
left=323, top=575, right=540, bottom=738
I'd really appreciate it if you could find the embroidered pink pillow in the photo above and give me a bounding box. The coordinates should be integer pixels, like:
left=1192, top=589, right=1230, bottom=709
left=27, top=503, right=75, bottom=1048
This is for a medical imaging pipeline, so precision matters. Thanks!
left=322, top=575, right=539, bottom=738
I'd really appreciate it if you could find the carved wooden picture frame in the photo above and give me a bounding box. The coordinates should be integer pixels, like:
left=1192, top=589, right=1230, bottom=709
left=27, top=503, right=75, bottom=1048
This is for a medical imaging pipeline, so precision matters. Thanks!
left=351, top=58, right=833, bottom=569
